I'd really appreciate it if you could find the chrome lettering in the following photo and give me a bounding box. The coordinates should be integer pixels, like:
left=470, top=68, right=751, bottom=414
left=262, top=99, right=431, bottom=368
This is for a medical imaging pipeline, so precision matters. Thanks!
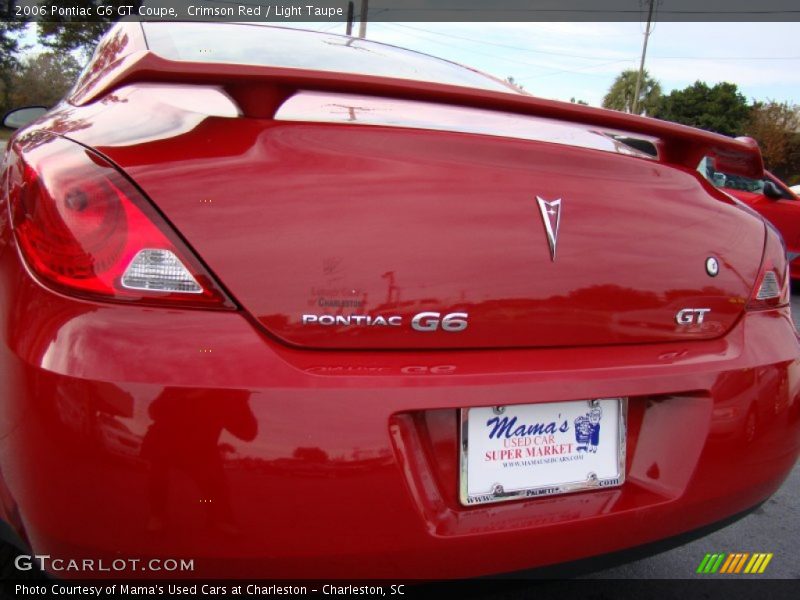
left=411, top=312, right=469, bottom=332
left=676, top=308, right=711, bottom=325
left=302, top=312, right=469, bottom=331
left=442, top=312, right=468, bottom=332
left=411, top=312, right=440, bottom=332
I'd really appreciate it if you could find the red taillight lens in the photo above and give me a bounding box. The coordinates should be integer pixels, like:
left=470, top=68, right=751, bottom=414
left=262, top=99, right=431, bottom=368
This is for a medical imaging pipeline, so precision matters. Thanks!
left=747, top=224, right=790, bottom=311
left=7, top=134, right=234, bottom=309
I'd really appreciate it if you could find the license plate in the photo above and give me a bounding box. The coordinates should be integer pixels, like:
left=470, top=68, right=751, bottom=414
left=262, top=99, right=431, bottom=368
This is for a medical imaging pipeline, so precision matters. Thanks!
left=460, top=398, right=627, bottom=505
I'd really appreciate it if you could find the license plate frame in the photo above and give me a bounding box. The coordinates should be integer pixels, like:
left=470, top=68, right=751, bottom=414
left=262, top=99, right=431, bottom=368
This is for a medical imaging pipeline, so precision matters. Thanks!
left=459, top=398, right=627, bottom=506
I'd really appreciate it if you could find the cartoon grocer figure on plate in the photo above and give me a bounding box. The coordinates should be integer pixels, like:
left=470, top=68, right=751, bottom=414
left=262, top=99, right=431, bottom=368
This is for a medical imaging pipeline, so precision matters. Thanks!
left=574, top=406, right=602, bottom=453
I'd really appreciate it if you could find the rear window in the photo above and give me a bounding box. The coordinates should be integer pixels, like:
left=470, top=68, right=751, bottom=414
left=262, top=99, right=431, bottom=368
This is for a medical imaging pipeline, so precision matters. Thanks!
left=697, top=158, right=796, bottom=200
left=142, top=22, right=520, bottom=95
left=714, top=171, right=765, bottom=193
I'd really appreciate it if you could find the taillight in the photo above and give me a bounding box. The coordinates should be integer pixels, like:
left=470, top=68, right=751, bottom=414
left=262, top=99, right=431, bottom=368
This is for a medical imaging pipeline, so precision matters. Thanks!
left=747, top=224, right=790, bottom=310
left=7, top=134, right=235, bottom=309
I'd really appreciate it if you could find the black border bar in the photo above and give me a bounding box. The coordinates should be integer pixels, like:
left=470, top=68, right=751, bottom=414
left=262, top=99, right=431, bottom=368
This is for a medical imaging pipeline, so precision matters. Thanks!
left=3, top=0, right=800, bottom=23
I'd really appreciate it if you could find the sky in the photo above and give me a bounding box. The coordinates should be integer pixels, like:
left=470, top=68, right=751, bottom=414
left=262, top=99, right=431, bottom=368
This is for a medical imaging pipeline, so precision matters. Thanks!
left=284, top=21, right=800, bottom=107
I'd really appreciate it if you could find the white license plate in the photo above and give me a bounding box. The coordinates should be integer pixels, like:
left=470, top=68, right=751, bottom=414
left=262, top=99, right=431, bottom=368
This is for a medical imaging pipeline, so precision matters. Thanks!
left=460, top=398, right=627, bottom=505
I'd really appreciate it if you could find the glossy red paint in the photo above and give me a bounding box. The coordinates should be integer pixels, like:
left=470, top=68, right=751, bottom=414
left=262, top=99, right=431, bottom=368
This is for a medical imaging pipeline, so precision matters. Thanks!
left=1, top=22, right=799, bottom=580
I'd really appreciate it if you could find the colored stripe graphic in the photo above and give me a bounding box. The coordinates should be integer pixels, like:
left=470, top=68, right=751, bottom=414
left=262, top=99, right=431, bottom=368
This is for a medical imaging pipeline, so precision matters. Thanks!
left=745, top=554, right=760, bottom=573
left=714, top=554, right=727, bottom=573
left=696, top=554, right=713, bottom=573
left=720, top=553, right=739, bottom=573
left=734, top=553, right=749, bottom=573
left=720, top=553, right=733, bottom=573
left=745, top=553, right=774, bottom=574
left=719, top=554, right=736, bottom=573
left=758, top=554, right=773, bottom=573
left=707, top=554, right=725, bottom=573
left=698, top=553, right=773, bottom=574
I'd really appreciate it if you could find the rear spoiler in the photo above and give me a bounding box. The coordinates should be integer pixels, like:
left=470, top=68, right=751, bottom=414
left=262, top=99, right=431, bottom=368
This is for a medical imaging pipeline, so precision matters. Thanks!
left=71, top=50, right=765, bottom=179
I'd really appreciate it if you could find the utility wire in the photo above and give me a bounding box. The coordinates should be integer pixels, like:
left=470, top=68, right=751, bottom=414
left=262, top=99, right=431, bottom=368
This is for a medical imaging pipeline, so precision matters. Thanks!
left=379, top=23, right=610, bottom=72
left=387, top=22, right=800, bottom=61
left=380, top=23, right=634, bottom=82
left=516, top=59, right=636, bottom=81
left=390, top=23, right=624, bottom=60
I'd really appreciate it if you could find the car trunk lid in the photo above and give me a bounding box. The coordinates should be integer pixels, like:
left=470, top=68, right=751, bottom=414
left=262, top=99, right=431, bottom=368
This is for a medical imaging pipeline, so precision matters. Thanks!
left=62, top=84, right=766, bottom=350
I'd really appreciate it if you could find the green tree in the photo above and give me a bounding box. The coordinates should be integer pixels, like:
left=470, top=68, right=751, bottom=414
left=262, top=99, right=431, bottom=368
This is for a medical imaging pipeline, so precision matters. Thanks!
left=35, top=1, right=140, bottom=58
left=10, top=52, right=82, bottom=108
left=742, top=100, right=800, bottom=172
left=656, top=81, right=749, bottom=137
left=37, top=22, right=110, bottom=59
left=0, top=22, right=27, bottom=116
left=602, top=69, right=661, bottom=115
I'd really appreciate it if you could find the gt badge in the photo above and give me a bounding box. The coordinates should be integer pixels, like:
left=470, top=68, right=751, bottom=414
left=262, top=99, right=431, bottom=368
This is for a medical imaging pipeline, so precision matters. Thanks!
left=536, top=196, right=562, bottom=262
left=676, top=308, right=711, bottom=325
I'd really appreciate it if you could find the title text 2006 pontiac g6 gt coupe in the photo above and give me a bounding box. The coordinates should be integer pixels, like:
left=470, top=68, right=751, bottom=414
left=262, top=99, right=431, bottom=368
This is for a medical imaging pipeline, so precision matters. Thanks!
left=0, top=22, right=798, bottom=579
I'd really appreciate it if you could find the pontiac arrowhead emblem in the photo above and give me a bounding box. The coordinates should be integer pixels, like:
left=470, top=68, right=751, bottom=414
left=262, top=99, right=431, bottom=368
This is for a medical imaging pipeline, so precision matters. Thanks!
left=536, top=196, right=562, bottom=262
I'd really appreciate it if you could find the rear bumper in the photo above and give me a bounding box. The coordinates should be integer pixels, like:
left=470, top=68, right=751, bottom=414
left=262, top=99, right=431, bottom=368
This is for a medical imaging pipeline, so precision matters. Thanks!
left=1, top=262, right=799, bottom=579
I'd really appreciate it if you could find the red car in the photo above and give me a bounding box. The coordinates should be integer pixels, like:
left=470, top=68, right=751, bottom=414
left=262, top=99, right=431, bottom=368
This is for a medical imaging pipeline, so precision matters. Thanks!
left=706, top=165, right=800, bottom=279
left=1, top=22, right=799, bottom=580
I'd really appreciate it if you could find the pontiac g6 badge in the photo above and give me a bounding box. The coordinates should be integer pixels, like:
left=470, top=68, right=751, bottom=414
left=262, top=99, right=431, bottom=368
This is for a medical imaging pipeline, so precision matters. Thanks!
left=302, top=312, right=468, bottom=332
left=536, top=196, right=562, bottom=262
